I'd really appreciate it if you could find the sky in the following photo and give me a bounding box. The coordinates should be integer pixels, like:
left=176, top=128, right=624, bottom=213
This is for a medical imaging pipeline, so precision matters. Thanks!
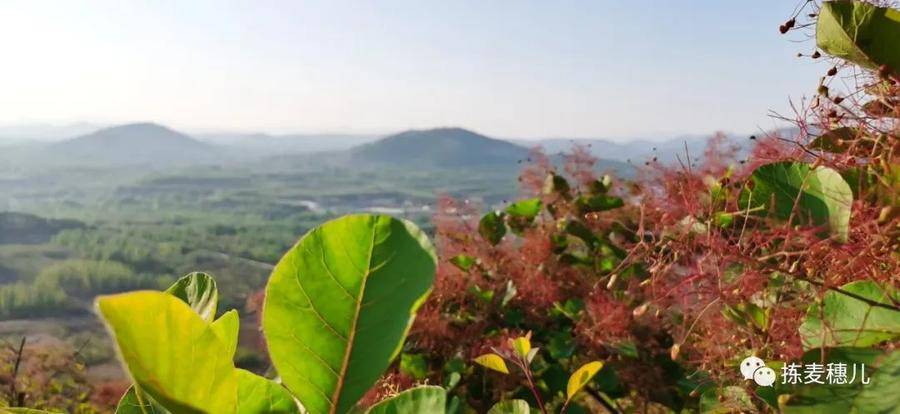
left=0, top=1, right=827, bottom=140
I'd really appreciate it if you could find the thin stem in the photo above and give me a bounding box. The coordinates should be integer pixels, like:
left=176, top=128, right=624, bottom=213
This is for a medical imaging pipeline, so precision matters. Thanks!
left=11, top=337, right=25, bottom=406
left=518, top=357, right=548, bottom=414
left=585, top=387, right=621, bottom=414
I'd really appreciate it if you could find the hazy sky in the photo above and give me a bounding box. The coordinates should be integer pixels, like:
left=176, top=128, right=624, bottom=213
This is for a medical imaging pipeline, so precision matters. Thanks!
left=0, top=1, right=826, bottom=139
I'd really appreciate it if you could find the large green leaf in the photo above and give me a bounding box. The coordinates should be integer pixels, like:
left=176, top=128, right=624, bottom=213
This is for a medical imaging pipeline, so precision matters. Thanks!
left=487, top=400, right=530, bottom=414
left=165, top=272, right=218, bottom=322
left=97, top=291, right=238, bottom=414
left=816, top=1, right=900, bottom=75
left=741, top=162, right=853, bottom=242
left=365, top=386, right=446, bottom=414
left=262, top=214, right=437, bottom=414
left=236, top=370, right=301, bottom=414
left=799, top=280, right=900, bottom=349
left=782, top=348, right=899, bottom=414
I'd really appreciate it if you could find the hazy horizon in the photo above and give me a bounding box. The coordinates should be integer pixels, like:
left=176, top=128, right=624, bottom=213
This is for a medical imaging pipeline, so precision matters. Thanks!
left=0, top=1, right=827, bottom=141
left=0, top=119, right=779, bottom=145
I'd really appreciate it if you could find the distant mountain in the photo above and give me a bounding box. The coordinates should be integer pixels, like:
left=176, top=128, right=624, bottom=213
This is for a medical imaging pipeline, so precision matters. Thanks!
left=521, top=128, right=800, bottom=165
left=350, top=127, right=530, bottom=168
left=49, top=123, right=214, bottom=165
left=522, top=134, right=756, bottom=164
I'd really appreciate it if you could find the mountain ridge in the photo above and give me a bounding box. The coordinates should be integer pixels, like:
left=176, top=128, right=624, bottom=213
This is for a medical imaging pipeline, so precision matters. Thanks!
left=349, top=127, right=530, bottom=168
left=48, top=122, right=214, bottom=165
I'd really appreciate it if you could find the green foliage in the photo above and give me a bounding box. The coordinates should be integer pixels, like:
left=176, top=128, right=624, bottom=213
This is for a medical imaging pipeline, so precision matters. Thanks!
left=0, top=258, right=157, bottom=319
left=448, top=254, right=476, bottom=272
left=781, top=348, right=899, bottom=414
left=574, top=194, right=623, bottom=215
left=799, top=280, right=900, bottom=349
left=488, top=400, right=530, bottom=414
left=0, top=282, right=69, bottom=319
left=236, top=370, right=300, bottom=414
left=35, top=260, right=149, bottom=299
left=543, top=173, right=571, bottom=198
left=741, top=161, right=853, bottom=242
left=262, top=214, right=436, bottom=414
left=365, top=386, right=446, bottom=414
left=699, top=386, right=753, bottom=414
left=399, top=353, right=428, bottom=380
left=164, top=272, right=218, bottom=322
left=809, top=127, right=858, bottom=153
left=817, top=1, right=900, bottom=75
left=505, top=198, right=542, bottom=234
left=479, top=211, right=507, bottom=245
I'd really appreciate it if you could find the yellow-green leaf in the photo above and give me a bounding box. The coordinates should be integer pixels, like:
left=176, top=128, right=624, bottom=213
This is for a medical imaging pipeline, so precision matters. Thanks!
left=474, top=353, right=509, bottom=374
left=211, top=309, right=240, bottom=359
left=97, top=291, right=238, bottom=413
left=510, top=335, right=531, bottom=359
left=566, top=361, right=604, bottom=401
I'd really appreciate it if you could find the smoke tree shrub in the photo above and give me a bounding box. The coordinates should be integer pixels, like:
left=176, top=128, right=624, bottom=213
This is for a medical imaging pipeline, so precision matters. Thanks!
left=379, top=2, right=898, bottom=412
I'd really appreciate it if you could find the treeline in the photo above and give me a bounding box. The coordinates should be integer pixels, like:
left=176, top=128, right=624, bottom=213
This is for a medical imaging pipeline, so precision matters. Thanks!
left=52, top=220, right=304, bottom=269
left=0, top=212, right=84, bottom=245
left=0, top=260, right=166, bottom=318
left=0, top=212, right=331, bottom=318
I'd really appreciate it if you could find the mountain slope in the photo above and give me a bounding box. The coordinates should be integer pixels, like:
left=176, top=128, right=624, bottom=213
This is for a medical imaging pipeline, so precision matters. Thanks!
left=197, top=132, right=377, bottom=155
left=350, top=127, right=529, bottom=168
left=50, top=123, right=213, bottom=165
